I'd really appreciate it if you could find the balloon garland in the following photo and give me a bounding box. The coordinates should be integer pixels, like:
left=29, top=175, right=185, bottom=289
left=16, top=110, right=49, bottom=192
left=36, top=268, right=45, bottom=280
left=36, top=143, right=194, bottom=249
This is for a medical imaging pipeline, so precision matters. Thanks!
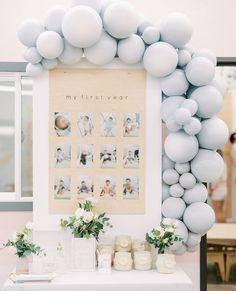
left=18, top=0, right=229, bottom=255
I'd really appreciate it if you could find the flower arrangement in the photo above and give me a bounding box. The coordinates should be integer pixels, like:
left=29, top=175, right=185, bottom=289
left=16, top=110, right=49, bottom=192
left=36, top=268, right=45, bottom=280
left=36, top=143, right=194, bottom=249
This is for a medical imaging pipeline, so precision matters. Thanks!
left=3, top=222, right=44, bottom=258
left=146, top=218, right=183, bottom=254
left=60, top=198, right=112, bottom=241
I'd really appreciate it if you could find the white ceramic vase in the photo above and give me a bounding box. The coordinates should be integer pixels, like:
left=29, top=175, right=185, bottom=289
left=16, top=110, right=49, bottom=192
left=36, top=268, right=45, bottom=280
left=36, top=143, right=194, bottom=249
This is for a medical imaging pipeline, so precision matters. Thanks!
left=16, top=256, right=29, bottom=274
left=156, top=254, right=176, bottom=274
left=71, top=237, right=96, bottom=271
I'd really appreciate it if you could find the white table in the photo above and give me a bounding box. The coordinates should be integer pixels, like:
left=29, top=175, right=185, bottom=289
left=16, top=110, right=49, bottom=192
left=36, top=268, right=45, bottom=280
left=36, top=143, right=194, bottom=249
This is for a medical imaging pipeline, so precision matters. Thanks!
left=3, top=268, right=193, bottom=291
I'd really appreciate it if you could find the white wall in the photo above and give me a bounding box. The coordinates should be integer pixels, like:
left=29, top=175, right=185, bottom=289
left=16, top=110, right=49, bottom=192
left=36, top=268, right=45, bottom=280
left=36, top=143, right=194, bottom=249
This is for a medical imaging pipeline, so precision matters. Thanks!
left=0, top=0, right=236, bottom=61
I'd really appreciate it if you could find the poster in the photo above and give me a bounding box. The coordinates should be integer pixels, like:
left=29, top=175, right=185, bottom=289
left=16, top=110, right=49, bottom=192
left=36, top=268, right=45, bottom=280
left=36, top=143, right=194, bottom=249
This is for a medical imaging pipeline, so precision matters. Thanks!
left=49, top=67, right=146, bottom=214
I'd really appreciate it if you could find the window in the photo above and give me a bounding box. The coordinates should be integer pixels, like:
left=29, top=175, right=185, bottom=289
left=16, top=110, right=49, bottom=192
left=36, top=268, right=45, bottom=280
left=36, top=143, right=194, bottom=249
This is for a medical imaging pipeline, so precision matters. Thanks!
left=0, top=73, right=33, bottom=201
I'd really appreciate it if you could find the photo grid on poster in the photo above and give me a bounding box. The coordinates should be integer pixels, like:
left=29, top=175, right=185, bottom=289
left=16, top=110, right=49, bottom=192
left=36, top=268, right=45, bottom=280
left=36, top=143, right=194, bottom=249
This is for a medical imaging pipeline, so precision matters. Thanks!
left=49, top=68, right=146, bottom=214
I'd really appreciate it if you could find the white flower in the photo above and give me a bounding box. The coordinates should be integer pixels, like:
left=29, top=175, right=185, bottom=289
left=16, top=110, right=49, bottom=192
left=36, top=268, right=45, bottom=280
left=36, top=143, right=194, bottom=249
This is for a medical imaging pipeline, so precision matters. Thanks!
left=156, top=227, right=164, bottom=237
left=86, top=197, right=98, bottom=206
left=75, top=208, right=84, bottom=218
left=165, top=227, right=174, bottom=233
left=26, top=221, right=34, bottom=230
left=82, top=211, right=94, bottom=223
left=74, top=220, right=80, bottom=227
left=12, top=232, right=18, bottom=242
left=163, top=238, right=169, bottom=244
left=162, top=218, right=172, bottom=225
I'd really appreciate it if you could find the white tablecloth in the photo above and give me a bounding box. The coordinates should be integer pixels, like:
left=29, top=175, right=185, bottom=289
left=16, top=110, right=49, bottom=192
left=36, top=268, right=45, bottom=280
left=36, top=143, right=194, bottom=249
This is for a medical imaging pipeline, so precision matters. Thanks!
left=3, top=268, right=193, bottom=291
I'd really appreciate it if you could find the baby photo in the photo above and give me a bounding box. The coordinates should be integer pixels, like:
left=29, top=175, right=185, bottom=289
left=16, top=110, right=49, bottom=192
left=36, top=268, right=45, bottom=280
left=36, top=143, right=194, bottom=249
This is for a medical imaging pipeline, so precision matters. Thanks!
left=100, top=113, right=117, bottom=137
left=100, top=144, right=117, bottom=168
left=54, top=112, right=71, bottom=137
left=77, top=144, right=94, bottom=168
left=123, top=113, right=140, bottom=137
left=123, top=144, right=139, bottom=168
left=99, top=176, right=116, bottom=199
left=78, top=112, right=94, bottom=137
left=123, top=176, right=139, bottom=200
left=77, top=176, right=94, bottom=200
left=54, top=176, right=71, bottom=200
left=54, top=144, right=71, bottom=168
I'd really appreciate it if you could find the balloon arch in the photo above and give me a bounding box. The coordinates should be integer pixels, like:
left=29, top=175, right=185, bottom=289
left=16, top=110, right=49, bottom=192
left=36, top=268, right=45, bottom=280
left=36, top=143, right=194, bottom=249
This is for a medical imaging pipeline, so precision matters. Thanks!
left=18, top=0, right=229, bottom=255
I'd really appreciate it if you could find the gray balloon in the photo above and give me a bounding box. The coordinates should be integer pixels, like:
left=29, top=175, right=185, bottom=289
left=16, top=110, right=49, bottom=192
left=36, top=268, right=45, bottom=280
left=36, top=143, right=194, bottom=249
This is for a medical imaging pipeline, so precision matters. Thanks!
left=26, top=63, right=43, bottom=77
left=162, top=197, right=186, bottom=219
left=172, top=244, right=186, bottom=255
left=164, top=131, right=199, bottom=163
left=59, top=40, right=83, bottom=65
left=180, top=43, right=194, bottom=56
left=161, top=69, right=189, bottom=96
left=143, top=42, right=178, bottom=78
left=166, top=116, right=183, bottom=132
left=142, top=26, right=160, bottom=45
left=41, top=58, right=58, bottom=70
left=175, top=162, right=190, bottom=174
left=137, top=19, right=153, bottom=35
left=191, top=149, right=224, bottom=182
left=169, top=219, right=188, bottom=251
left=183, top=202, right=215, bottom=234
left=45, top=5, right=67, bottom=35
left=186, top=232, right=201, bottom=247
left=197, top=117, right=229, bottom=150
left=185, top=57, right=215, bottom=86
left=179, top=173, right=196, bottom=189
left=184, top=117, right=202, bottom=136
left=189, top=85, right=223, bottom=118
left=71, top=0, right=103, bottom=13
left=193, top=48, right=217, bottom=66
left=161, top=96, right=185, bottom=122
left=169, top=183, right=184, bottom=198
left=162, top=169, right=180, bottom=185
left=180, top=99, right=198, bottom=116
left=178, top=49, right=191, bottom=67
left=174, top=108, right=191, bottom=125
left=162, top=154, right=175, bottom=172
left=182, top=183, right=208, bottom=204
left=24, top=47, right=42, bottom=64
left=162, top=182, right=170, bottom=202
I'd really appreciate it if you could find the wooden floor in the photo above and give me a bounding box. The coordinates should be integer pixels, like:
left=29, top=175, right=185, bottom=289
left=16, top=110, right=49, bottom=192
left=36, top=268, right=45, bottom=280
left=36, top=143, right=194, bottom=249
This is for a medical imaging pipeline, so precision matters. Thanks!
left=208, top=263, right=236, bottom=290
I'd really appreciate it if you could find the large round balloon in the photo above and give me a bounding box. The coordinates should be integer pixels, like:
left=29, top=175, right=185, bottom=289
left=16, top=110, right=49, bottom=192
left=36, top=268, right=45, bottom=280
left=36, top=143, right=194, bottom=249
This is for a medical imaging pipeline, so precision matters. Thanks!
left=197, top=118, right=229, bottom=150
left=183, top=202, right=215, bottom=234
left=159, top=13, right=192, bottom=48
left=36, top=31, right=64, bottom=60
left=118, top=34, right=145, bottom=65
left=162, top=197, right=186, bottom=219
left=161, top=69, right=189, bottom=96
left=59, top=40, right=83, bottom=65
left=71, top=0, right=103, bottom=13
left=103, top=2, right=139, bottom=39
left=185, top=57, right=215, bottom=86
left=162, top=169, right=180, bottom=185
left=143, top=42, right=178, bottom=78
left=142, top=26, right=160, bottom=45
left=164, top=131, right=199, bottom=163
left=62, top=6, right=102, bottom=48
left=189, top=85, right=223, bottom=118
left=24, top=47, right=42, bottom=64
left=26, top=63, right=43, bottom=77
left=18, top=19, right=45, bottom=47
left=161, top=96, right=185, bottom=122
left=182, top=183, right=208, bottom=204
left=45, top=5, right=67, bottom=35
left=193, top=48, right=217, bottom=66
left=84, top=31, right=117, bottom=65
left=191, top=149, right=224, bottom=182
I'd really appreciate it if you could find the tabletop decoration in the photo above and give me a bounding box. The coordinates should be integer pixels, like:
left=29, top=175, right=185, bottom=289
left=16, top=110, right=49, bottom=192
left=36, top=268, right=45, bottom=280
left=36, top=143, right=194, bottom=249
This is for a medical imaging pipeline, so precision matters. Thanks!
left=3, top=222, right=44, bottom=274
left=146, top=218, right=183, bottom=273
left=133, top=251, right=152, bottom=271
left=113, top=251, right=133, bottom=271
left=60, top=198, right=112, bottom=271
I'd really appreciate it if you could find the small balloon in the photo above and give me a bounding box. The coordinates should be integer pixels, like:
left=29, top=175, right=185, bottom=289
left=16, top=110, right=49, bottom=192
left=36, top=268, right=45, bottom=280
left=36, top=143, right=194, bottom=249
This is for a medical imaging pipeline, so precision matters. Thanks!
left=162, top=169, right=180, bottom=185
left=24, top=47, right=42, bottom=64
left=41, top=58, right=58, bottom=70
left=162, top=197, right=186, bottom=219
left=142, top=26, right=160, bottom=45
left=166, top=116, right=183, bottom=132
left=180, top=99, right=198, bottom=116
left=184, top=117, right=202, bottom=135
left=179, top=173, right=196, bottom=189
left=161, top=96, right=185, bottom=122
left=175, top=162, right=190, bottom=174
left=59, top=40, right=83, bottom=65
left=178, top=49, right=191, bottom=67
left=45, top=5, right=67, bottom=35
left=26, top=63, right=43, bottom=77
left=137, top=19, right=153, bottom=35
left=169, top=183, right=184, bottom=198
left=174, top=108, right=192, bottom=125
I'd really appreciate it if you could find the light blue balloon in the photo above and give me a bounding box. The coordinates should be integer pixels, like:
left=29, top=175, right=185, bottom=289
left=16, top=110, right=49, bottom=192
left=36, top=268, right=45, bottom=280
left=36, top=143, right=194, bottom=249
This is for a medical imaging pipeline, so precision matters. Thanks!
left=161, top=69, right=189, bottom=96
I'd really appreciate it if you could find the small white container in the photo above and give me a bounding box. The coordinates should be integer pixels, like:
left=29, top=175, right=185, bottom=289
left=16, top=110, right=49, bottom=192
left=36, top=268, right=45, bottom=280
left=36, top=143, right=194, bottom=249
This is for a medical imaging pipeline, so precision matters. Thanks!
left=156, top=254, right=176, bottom=274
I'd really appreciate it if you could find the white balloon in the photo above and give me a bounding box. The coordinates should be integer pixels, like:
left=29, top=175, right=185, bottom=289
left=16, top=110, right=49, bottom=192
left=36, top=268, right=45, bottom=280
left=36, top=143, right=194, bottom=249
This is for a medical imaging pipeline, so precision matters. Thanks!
left=84, top=31, right=117, bottom=65
left=180, top=99, right=198, bottom=116
left=169, top=183, right=184, bottom=198
left=24, top=47, right=42, bottom=64
left=189, top=85, right=223, bottom=118
left=164, top=131, right=199, bottom=163
left=71, top=0, right=103, bottom=13
left=17, top=19, right=45, bottom=48
left=186, top=232, right=201, bottom=247
left=183, top=202, right=215, bottom=234
left=138, top=19, right=153, bottom=35
left=41, top=58, right=58, bottom=70
left=62, top=6, right=102, bottom=48
left=162, top=154, right=175, bottom=171
left=162, top=169, right=180, bottom=185
left=100, top=0, right=118, bottom=18
left=191, top=149, right=224, bottom=182
left=142, top=26, right=160, bottom=45
left=45, top=5, right=67, bottom=35
left=118, top=34, right=145, bottom=64
left=209, top=76, right=227, bottom=95
left=166, top=116, right=183, bottom=132
left=178, top=49, right=191, bottom=67
left=162, top=182, right=170, bottom=202
left=174, top=108, right=191, bottom=125
left=36, top=31, right=64, bottom=60
left=161, top=96, right=185, bottom=122
left=169, top=219, right=188, bottom=251
left=179, top=173, right=196, bottom=189
left=185, top=57, right=215, bottom=86
left=184, top=117, right=202, bottom=135
left=26, top=63, right=43, bottom=77
left=161, top=69, right=189, bottom=96
left=181, top=44, right=194, bottom=56
left=59, top=40, right=83, bottom=65
left=103, top=2, right=139, bottom=39
left=197, top=118, right=229, bottom=150
left=162, top=197, right=186, bottom=219
left=143, top=42, right=178, bottom=78
left=183, top=183, right=208, bottom=204
left=193, top=48, right=217, bottom=66
left=159, top=13, right=192, bottom=47
left=175, top=162, right=190, bottom=174
left=172, top=244, right=186, bottom=255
